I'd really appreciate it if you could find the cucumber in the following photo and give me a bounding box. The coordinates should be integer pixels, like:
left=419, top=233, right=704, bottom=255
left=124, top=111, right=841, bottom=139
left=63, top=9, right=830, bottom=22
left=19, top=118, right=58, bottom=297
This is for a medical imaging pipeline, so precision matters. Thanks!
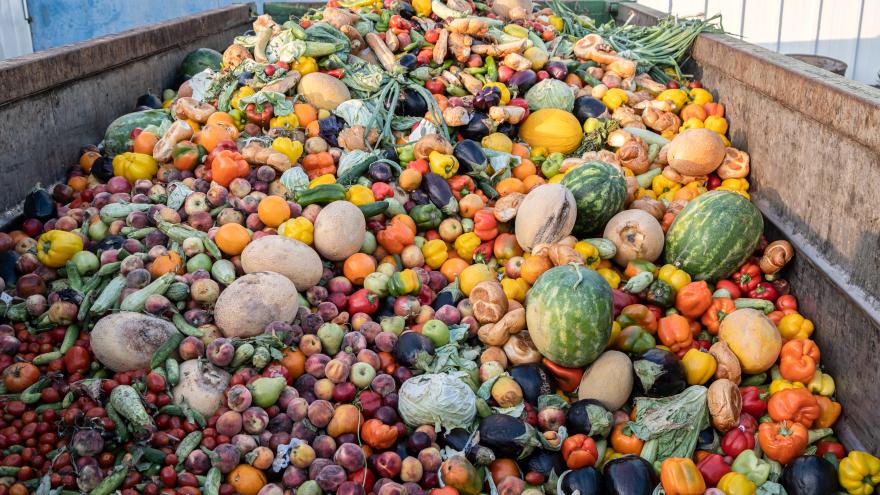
left=359, top=201, right=389, bottom=217
left=294, top=184, right=346, bottom=206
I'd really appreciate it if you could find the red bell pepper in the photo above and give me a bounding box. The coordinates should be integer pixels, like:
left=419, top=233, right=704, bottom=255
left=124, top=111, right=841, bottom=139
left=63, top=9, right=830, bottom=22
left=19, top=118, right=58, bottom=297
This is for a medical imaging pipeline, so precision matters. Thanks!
left=473, top=241, right=493, bottom=264
left=542, top=358, right=584, bottom=393
left=740, top=386, right=769, bottom=418
left=715, top=279, right=742, bottom=299
left=348, top=288, right=379, bottom=314
left=815, top=440, right=846, bottom=460
left=748, top=281, right=779, bottom=302
left=245, top=102, right=273, bottom=128
left=732, top=262, right=762, bottom=292
left=697, top=453, right=731, bottom=487
left=407, top=158, right=429, bottom=174
left=371, top=182, right=394, bottom=201
left=561, top=434, right=598, bottom=469
left=721, top=426, right=756, bottom=458
left=691, top=339, right=711, bottom=351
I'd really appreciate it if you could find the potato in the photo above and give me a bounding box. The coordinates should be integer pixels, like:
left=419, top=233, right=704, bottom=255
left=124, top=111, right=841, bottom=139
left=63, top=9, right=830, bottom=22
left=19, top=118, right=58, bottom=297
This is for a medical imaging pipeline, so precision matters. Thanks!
left=313, top=201, right=366, bottom=261
left=578, top=350, right=633, bottom=410
left=214, top=271, right=299, bottom=338
left=90, top=312, right=178, bottom=372
left=241, top=235, right=322, bottom=291
left=172, top=359, right=231, bottom=417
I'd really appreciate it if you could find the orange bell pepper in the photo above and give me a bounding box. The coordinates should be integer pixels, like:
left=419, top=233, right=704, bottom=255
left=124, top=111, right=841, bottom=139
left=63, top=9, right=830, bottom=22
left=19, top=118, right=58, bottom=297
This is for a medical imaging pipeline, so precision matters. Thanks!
left=361, top=418, right=398, bottom=450
left=377, top=217, right=415, bottom=254
left=660, top=457, right=706, bottom=495
left=758, top=421, right=808, bottom=465
left=767, top=388, right=819, bottom=427
left=472, top=209, right=498, bottom=241
left=675, top=281, right=713, bottom=319
left=658, top=314, right=693, bottom=354
left=561, top=434, right=598, bottom=469
left=778, top=338, right=820, bottom=383
left=813, top=396, right=842, bottom=428
left=701, top=297, right=736, bottom=335
left=211, top=150, right=250, bottom=187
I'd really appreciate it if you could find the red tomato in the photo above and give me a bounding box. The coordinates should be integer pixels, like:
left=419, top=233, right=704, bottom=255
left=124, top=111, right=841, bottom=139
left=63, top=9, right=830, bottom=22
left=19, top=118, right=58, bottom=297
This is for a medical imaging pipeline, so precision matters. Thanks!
left=63, top=346, right=91, bottom=374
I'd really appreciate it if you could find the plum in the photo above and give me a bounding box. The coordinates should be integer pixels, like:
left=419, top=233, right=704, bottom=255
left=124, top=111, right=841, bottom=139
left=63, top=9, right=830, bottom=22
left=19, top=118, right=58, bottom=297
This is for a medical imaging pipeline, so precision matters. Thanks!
left=316, top=464, right=347, bottom=492
left=256, top=483, right=283, bottom=495
left=337, top=481, right=367, bottom=495
left=375, top=451, right=402, bottom=479
left=207, top=338, right=235, bottom=366
left=267, top=412, right=292, bottom=434
left=212, top=443, right=241, bottom=473
left=309, top=458, right=333, bottom=479
left=371, top=373, right=397, bottom=396
left=231, top=434, right=258, bottom=455
left=283, top=466, right=309, bottom=488
left=418, top=448, right=442, bottom=472
left=242, top=407, right=269, bottom=434
left=226, top=384, right=252, bottom=412
left=334, top=443, right=366, bottom=472
left=291, top=420, right=318, bottom=444
left=287, top=397, right=309, bottom=421
left=216, top=411, right=243, bottom=436
left=185, top=449, right=211, bottom=474
left=307, top=400, right=334, bottom=428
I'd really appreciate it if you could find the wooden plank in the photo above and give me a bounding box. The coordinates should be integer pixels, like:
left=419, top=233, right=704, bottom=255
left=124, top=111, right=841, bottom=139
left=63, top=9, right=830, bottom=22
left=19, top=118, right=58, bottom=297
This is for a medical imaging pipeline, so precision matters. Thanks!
left=0, top=4, right=252, bottom=107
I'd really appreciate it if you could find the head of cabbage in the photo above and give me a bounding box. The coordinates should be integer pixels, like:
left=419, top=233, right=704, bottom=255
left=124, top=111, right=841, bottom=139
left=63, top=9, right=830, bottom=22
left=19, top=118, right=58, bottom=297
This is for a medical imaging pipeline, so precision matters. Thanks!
left=398, top=372, right=477, bottom=431
left=524, top=79, right=576, bottom=112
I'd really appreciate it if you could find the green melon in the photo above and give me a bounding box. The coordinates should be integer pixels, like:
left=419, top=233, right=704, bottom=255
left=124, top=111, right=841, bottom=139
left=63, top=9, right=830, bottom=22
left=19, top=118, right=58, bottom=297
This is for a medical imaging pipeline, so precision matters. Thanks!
left=664, top=190, right=764, bottom=281
left=561, top=161, right=627, bottom=237
left=525, top=264, right=613, bottom=368
left=179, top=48, right=223, bottom=78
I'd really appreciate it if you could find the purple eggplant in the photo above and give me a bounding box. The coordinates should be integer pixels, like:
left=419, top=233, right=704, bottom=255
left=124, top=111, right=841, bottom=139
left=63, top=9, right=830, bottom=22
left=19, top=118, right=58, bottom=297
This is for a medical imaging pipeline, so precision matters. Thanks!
left=507, top=70, right=537, bottom=94
left=545, top=61, right=568, bottom=80
left=422, top=173, right=458, bottom=215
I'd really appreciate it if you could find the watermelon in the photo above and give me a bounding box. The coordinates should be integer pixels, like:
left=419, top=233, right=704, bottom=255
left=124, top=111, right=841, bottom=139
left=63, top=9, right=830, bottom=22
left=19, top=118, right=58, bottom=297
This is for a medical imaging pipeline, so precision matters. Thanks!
left=561, top=161, right=627, bottom=237
left=664, top=190, right=764, bottom=281
left=179, top=48, right=223, bottom=79
left=526, top=264, right=613, bottom=368
left=102, top=109, right=172, bottom=157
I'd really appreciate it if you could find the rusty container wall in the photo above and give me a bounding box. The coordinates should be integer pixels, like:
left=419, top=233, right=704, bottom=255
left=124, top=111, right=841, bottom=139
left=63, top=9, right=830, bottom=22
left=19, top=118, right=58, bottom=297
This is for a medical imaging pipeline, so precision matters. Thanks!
left=618, top=3, right=880, bottom=452
left=0, top=5, right=254, bottom=225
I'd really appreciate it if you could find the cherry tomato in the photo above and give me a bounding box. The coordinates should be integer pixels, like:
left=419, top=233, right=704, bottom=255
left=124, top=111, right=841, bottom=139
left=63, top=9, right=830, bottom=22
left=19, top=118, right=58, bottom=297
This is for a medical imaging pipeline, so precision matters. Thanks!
left=63, top=346, right=90, bottom=374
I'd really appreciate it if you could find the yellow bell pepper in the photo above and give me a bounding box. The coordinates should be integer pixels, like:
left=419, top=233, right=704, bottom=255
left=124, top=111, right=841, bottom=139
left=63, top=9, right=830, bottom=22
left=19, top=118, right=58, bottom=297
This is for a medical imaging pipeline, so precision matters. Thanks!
left=482, top=82, right=510, bottom=105
left=272, top=137, right=303, bottom=164
left=501, top=277, right=529, bottom=302
left=422, top=239, right=448, bottom=269
left=597, top=267, right=620, bottom=289
left=704, top=115, right=729, bottom=135
left=688, top=87, right=713, bottom=105
left=112, top=152, right=158, bottom=182
left=769, top=378, right=804, bottom=395
left=658, top=264, right=691, bottom=291
left=681, top=348, right=717, bottom=385
left=716, top=178, right=750, bottom=200
left=548, top=174, right=565, bottom=184
left=413, top=0, right=432, bottom=16
left=778, top=313, right=814, bottom=340
left=278, top=217, right=314, bottom=245
left=608, top=320, right=621, bottom=346
left=530, top=146, right=547, bottom=160
left=428, top=151, right=459, bottom=178
left=839, top=451, right=880, bottom=495
left=657, top=88, right=688, bottom=111
left=652, top=174, right=681, bottom=197
left=549, top=15, right=564, bottom=32
left=346, top=185, right=375, bottom=206
left=717, top=472, right=756, bottom=495
left=481, top=132, right=513, bottom=153
left=454, top=232, right=481, bottom=261
left=309, top=174, right=336, bottom=187
left=162, top=99, right=174, bottom=109
left=36, top=230, right=84, bottom=268
left=231, top=86, right=255, bottom=110
left=293, top=56, right=318, bottom=76
left=269, top=114, right=299, bottom=131
left=807, top=370, right=836, bottom=396
left=574, top=241, right=600, bottom=269
left=602, top=88, right=628, bottom=110
left=601, top=446, right=623, bottom=467
left=679, top=117, right=705, bottom=132
left=637, top=188, right=658, bottom=200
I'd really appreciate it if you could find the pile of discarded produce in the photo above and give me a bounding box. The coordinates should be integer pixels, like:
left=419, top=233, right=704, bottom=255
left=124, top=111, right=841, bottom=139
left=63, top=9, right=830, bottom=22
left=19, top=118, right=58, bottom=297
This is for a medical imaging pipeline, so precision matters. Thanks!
left=0, top=0, right=875, bottom=494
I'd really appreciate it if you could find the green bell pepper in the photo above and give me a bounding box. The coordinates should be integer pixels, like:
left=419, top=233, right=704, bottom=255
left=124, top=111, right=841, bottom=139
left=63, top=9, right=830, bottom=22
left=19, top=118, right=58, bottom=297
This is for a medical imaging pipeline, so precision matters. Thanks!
left=409, top=203, right=442, bottom=231
left=731, top=450, right=771, bottom=486
left=388, top=269, right=421, bottom=296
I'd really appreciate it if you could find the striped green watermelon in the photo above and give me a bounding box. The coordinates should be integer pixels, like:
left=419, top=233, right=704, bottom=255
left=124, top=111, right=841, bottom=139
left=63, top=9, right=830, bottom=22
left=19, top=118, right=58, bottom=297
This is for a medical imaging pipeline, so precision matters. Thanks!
left=664, top=190, right=764, bottom=281
left=179, top=48, right=222, bottom=79
left=526, top=264, right=613, bottom=367
left=561, top=161, right=627, bottom=237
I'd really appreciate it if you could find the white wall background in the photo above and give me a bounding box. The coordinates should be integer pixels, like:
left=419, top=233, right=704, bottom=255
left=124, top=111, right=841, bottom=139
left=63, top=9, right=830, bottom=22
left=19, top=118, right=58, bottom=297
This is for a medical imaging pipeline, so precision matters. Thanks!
left=636, top=0, right=880, bottom=84
left=0, top=0, right=34, bottom=59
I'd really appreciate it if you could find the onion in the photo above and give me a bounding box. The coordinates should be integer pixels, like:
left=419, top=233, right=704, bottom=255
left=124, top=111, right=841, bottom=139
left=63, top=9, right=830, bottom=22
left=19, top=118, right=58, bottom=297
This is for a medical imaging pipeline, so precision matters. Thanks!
left=16, top=273, right=46, bottom=297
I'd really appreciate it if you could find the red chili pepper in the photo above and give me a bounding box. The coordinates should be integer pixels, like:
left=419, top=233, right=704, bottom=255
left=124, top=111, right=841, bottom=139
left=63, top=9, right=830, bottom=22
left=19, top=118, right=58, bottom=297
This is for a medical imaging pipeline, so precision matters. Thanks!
left=348, top=288, right=379, bottom=314
left=389, top=15, right=411, bottom=31
left=732, top=262, right=762, bottom=292
left=322, top=68, right=344, bottom=79
left=815, top=440, right=846, bottom=460
left=696, top=453, right=731, bottom=487
left=371, top=182, right=394, bottom=201
left=748, top=281, right=779, bottom=302
left=688, top=81, right=703, bottom=89
left=715, top=279, right=742, bottom=299
left=424, top=78, right=446, bottom=95
left=691, top=339, right=711, bottom=351
left=740, top=386, right=769, bottom=418
left=264, top=65, right=276, bottom=77
left=276, top=61, right=290, bottom=71
left=667, top=80, right=680, bottom=89
left=300, top=19, right=312, bottom=28
left=721, top=426, right=755, bottom=458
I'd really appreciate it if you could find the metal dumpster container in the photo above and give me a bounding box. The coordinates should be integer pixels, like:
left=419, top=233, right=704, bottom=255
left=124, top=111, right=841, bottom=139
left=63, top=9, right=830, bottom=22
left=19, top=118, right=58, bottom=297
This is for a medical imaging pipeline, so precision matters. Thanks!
left=0, top=0, right=877, bottom=453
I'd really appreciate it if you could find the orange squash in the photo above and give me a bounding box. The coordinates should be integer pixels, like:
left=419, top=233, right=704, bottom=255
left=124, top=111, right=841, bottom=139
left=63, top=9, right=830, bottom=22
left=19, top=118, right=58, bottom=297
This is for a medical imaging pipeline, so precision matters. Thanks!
left=227, top=465, right=267, bottom=495
left=719, top=308, right=782, bottom=373
left=149, top=251, right=184, bottom=277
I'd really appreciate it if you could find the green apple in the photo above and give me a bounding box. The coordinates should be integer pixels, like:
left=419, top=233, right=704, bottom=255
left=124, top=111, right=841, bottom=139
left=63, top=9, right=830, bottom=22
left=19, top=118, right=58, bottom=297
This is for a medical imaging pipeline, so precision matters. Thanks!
left=421, top=319, right=450, bottom=347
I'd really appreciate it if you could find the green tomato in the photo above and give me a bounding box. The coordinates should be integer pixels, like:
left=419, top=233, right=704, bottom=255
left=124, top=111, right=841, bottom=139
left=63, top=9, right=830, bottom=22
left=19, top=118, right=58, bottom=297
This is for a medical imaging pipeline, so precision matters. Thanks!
left=360, top=231, right=377, bottom=255
left=364, top=272, right=389, bottom=296
left=421, top=319, right=449, bottom=347
left=186, top=253, right=213, bottom=273
left=88, top=220, right=108, bottom=241
left=71, top=251, right=100, bottom=275
left=380, top=315, right=406, bottom=336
